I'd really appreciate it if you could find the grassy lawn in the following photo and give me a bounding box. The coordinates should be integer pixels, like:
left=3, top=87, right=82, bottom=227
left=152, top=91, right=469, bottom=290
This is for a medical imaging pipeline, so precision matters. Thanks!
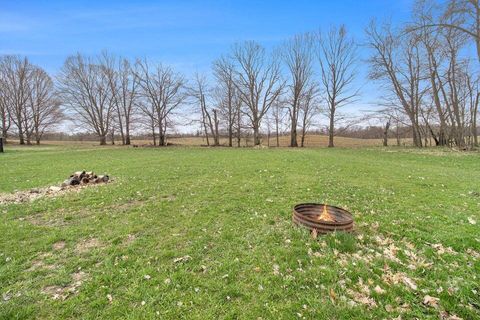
left=0, top=145, right=479, bottom=319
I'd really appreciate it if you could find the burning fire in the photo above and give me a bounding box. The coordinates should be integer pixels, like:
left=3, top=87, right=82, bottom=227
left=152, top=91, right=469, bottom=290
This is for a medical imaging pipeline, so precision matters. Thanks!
left=317, top=204, right=335, bottom=222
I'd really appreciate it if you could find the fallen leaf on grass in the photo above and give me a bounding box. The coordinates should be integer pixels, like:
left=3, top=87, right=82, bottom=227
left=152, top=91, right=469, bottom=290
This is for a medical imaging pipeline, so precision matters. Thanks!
left=440, top=311, right=463, bottom=320
left=173, top=255, right=191, bottom=263
left=402, top=276, right=417, bottom=291
left=329, top=288, right=336, bottom=303
left=273, top=264, right=280, bottom=275
left=374, top=285, right=386, bottom=294
left=346, top=288, right=377, bottom=308
left=423, top=295, right=440, bottom=308
left=467, top=217, right=476, bottom=225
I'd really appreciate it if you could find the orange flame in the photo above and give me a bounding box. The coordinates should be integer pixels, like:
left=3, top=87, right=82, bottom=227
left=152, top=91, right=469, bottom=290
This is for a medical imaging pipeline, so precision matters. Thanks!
left=317, top=204, right=335, bottom=222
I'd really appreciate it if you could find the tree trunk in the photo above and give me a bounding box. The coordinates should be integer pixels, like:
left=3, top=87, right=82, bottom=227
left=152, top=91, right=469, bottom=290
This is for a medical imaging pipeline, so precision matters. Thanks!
left=117, top=112, right=125, bottom=145
left=396, top=125, right=400, bottom=146
left=125, top=124, right=131, bottom=145
left=228, top=116, right=233, bottom=147
left=151, top=120, right=156, bottom=146
left=328, top=114, right=335, bottom=148
left=253, top=126, right=261, bottom=146
left=100, top=135, right=107, bottom=145
left=275, top=117, right=280, bottom=147
left=213, top=109, right=220, bottom=146
left=236, top=104, right=241, bottom=147
left=301, top=128, right=306, bottom=147
left=290, top=109, right=298, bottom=147
left=472, top=108, right=478, bottom=147
left=18, top=124, right=25, bottom=145
left=1, top=129, right=7, bottom=144
left=383, top=120, right=390, bottom=147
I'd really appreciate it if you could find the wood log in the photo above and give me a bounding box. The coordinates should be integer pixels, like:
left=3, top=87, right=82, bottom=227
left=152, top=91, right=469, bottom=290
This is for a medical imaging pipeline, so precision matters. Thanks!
left=64, top=176, right=81, bottom=186
left=73, top=171, right=86, bottom=179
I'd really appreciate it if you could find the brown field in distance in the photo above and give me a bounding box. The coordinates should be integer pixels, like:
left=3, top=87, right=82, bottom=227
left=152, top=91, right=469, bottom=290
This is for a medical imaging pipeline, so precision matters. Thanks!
left=4, top=134, right=416, bottom=148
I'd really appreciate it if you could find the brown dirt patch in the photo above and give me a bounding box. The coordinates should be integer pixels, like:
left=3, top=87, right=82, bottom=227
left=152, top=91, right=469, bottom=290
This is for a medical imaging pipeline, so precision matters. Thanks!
left=27, top=253, right=57, bottom=272
left=122, top=234, right=137, bottom=246
left=52, top=241, right=66, bottom=251
left=41, top=271, right=88, bottom=300
left=0, top=182, right=111, bottom=206
left=75, top=238, right=103, bottom=254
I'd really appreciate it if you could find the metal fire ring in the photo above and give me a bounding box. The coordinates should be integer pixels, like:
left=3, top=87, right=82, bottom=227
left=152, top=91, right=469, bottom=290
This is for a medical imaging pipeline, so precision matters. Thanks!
left=292, top=203, right=354, bottom=234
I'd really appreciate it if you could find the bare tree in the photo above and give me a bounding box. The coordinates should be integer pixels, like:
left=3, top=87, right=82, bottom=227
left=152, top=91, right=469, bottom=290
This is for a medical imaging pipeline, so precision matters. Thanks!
left=213, top=56, right=238, bottom=147
left=190, top=74, right=220, bottom=146
left=316, top=25, right=359, bottom=148
left=299, top=84, right=320, bottom=147
left=137, top=99, right=158, bottom=146
left=27, top=67, right=63, bottom=144
left=135, top=59, right=186, bottom=146
left=231, top=41, right=284, bottom=146
left=282, top=33, right=315, bottom=147
left=57, top=53, right=115, bottom=145
left=366, top=21, right=426, bottom=147
left=102, top=53, right=139, bottom=145
left=0, top=68, right=11, bottom=143
left=409, top=0, right=480, bottom=62
left=0, top=56, right=31, bottom=144
left=466, top=66, right=479, bottom=146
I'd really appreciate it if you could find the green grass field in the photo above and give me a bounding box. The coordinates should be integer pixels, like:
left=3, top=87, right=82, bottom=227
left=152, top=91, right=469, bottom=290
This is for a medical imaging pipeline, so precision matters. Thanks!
left=1, top=145, right=479, bottom=319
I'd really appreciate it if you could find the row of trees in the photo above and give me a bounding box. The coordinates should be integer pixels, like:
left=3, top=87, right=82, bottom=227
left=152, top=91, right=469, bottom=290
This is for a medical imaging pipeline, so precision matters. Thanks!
left=1, top=25, right=358, bottom=147
left=0, top=56, right=62, bottom=144
left=1, top=0, right=478, bottom=148
left=367, top=0, right=480, bottom=148
left=191, top=26, right=358, bottom=148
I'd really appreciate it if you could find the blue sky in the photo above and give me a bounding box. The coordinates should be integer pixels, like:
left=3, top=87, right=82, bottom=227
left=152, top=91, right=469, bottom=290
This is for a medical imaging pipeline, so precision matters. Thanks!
left=0, top=0, right=416, bottom=123
left=0, top=0, right=414, bottom=73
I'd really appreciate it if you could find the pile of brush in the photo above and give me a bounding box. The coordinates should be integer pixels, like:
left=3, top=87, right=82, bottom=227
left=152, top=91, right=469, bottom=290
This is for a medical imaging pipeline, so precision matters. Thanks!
left=62, top=171, right=110, bottom=187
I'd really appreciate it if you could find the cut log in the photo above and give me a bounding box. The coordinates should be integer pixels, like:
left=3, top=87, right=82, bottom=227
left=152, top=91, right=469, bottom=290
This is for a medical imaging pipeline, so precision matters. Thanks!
left=63, top=176, right=81, bottom=186
left=73, top=171, right=86, bottom=179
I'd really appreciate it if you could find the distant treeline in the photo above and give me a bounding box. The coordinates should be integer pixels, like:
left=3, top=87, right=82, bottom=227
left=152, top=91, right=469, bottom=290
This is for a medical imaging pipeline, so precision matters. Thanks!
left=1, top=0, right=479, bottom=149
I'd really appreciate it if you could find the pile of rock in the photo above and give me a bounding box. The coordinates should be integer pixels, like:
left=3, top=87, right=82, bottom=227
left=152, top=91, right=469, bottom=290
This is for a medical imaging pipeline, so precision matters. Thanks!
left=62, top=171, right=110, bottom=187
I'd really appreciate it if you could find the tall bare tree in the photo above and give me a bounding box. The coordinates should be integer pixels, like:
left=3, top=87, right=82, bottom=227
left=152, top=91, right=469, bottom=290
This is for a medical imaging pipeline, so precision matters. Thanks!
left=57, top=53, right=115, bottom=145
left=135, top=59, right=186, bottom=146
left=366, top=21, right=425, bottom=147
left=0, top=56, right=31, bottom=144
left=102, top=53, right=139, bottom=145
left=316, top=25, right=359, bottom=147
left=466, top=66, right=479, bottom=146
left=0, top=68, right=11, bottom=143
left=190, top=74, right=220, bottom=146
left=299, top=84, right=319, bottom=147
left=27, top=67, right=63, bottom=144
left=282, top=33, right=315, bottom=147
left=410, top=0, right=480, bottom=62
left=231, top=41, right=284, bottom=146
left=213, top=56, right=238, bottom=147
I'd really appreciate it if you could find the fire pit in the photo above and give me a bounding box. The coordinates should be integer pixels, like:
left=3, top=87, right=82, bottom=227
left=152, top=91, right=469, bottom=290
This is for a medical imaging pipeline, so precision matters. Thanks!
left=292, top=203, right=354, bottom=234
